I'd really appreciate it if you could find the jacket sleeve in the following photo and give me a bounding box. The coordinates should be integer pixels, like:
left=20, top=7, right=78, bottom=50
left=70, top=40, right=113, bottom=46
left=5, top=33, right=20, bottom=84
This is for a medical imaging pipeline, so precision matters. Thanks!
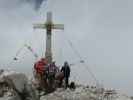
left=61, top=67, right=63, bottom=72
left=68, top=66, right=70, bottom=72
left=34, top=63, right=36, bottom=69
left=68, top=66, right=70, bottom=77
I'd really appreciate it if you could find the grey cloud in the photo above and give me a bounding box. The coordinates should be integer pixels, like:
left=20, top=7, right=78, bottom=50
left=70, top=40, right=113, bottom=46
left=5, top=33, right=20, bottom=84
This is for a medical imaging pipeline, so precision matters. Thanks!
left=0, top=0, right=47, bottom=10
left=23, top=0, right=47, bottom=10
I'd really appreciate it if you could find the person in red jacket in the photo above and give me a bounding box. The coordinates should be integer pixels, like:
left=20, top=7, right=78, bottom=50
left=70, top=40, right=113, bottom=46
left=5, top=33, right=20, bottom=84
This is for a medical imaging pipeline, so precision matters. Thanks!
left=34, top=58, right=48, bottom=89
left=34, top=58, right=47, bottom=75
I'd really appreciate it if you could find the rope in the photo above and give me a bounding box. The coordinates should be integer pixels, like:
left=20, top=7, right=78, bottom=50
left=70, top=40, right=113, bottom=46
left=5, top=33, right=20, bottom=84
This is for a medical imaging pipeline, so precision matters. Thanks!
left=13, top=43, right=39, bottom=62
left=24, top=44, right=38, bottom=59
left=71, top=65, right=81, bottom=83
left=41, top=33, right=45, bottom=58
left=62, top=32, right=100, bottom=86
left=5, top=45, right=25, bottom=68
left=14, top=44, right=25, bottom=60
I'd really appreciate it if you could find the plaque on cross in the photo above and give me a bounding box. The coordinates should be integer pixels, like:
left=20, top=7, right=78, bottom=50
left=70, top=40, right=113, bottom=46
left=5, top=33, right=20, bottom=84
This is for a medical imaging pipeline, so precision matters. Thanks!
left=33, top=12, right=64, bottom=63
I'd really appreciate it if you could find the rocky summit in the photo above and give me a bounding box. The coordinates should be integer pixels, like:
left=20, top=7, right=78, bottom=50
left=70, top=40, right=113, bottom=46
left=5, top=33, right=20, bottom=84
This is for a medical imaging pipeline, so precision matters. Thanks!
left=40, top=86, right=131, bottom=100
left=0, top=70, right=132, bottom=100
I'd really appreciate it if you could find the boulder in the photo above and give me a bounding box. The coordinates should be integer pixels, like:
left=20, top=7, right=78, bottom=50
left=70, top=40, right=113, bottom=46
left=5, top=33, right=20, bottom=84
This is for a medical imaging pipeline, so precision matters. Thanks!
left=0, top=70, right=39, bottom=100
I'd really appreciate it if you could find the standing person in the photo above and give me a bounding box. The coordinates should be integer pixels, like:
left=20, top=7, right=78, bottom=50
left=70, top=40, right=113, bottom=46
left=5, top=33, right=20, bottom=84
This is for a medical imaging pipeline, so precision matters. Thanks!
left=48, top=61, right=58, bottom=78
left=61, top=61, right=71, bottom=88
left=47, top=61, right=58, bottom=91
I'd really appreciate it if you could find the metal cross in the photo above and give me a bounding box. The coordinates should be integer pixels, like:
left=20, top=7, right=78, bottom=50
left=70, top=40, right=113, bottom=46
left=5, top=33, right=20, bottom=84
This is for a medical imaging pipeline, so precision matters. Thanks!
left=33, top=12, right=64, bottom=63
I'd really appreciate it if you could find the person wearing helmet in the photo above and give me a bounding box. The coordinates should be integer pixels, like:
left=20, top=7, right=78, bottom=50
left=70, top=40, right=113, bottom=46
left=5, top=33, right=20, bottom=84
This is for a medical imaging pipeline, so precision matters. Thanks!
left=61, top=61, right=71, bottom=88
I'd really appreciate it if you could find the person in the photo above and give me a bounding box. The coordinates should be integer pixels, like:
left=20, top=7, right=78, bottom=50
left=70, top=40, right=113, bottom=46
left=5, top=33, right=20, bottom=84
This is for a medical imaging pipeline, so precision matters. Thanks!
left=61, top=61, right=71, bottom=88
left=48, top=61, right=58, bottom=74
left=34, top=58, right=47, bottom=76
left=34, top=58, right=48, bottom=89
left=47, top=61, right=59, bottom=91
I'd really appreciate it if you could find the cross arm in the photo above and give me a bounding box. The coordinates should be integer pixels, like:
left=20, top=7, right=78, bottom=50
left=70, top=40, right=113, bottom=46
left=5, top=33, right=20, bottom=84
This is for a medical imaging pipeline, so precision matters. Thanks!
left=52, top=24, right=64, bottom=30
left=33, top=23, right=46, bottom=29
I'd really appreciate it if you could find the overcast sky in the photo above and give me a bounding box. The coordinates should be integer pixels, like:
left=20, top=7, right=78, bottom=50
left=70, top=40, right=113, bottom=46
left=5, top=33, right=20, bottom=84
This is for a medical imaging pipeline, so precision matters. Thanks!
left=0, top=0, right=133, bottom=96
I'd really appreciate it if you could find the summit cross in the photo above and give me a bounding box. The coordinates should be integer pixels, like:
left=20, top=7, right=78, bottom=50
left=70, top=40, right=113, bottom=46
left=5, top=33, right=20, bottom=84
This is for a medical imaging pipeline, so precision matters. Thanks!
left=33, top=12, right=64, bottom=63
